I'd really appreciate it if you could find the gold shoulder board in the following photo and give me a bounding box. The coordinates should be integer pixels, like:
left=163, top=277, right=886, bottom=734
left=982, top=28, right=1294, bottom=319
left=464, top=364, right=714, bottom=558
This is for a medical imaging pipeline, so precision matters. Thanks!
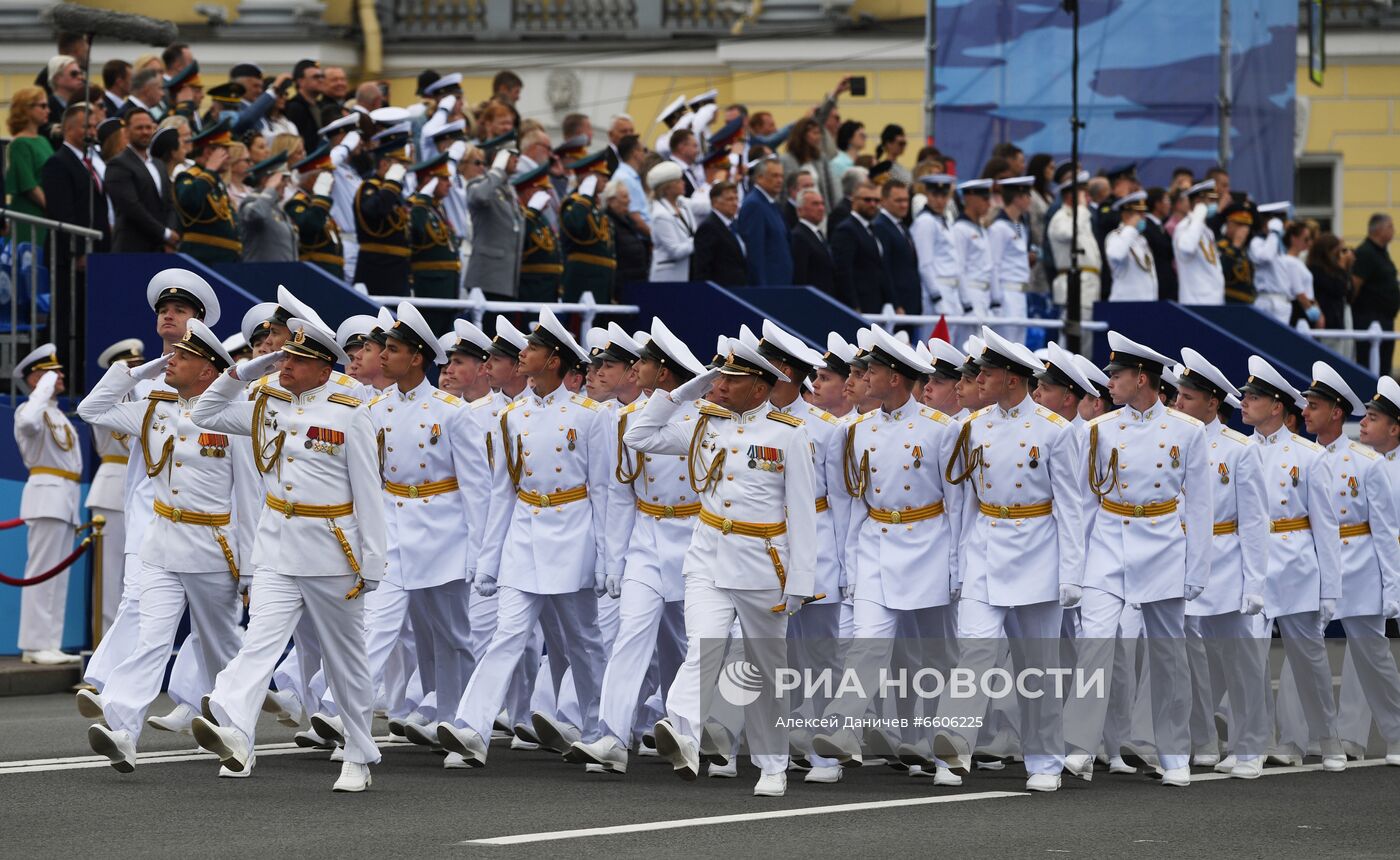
left=147, top=390, right=178, bottom=402
left=328, top=393, right=362, bottom=408
left=768, top=410, right=803, bottom=427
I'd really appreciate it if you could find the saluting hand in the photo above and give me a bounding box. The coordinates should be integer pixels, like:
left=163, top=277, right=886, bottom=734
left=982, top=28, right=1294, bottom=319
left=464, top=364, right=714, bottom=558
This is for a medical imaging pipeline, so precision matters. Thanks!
left=129, top=354, right=172, bottom=381
left=232, top=349, right=284, bottom=382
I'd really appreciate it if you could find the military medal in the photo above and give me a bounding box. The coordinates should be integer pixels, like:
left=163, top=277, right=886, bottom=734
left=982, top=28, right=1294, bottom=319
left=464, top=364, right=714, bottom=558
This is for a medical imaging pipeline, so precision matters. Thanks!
left=1218, top=462, right=1229, bottom=485
left=1348, top=475, right=1358, bottom=497
left=430, top=423, right=441, bottom=445
left=747, top=444, right=784, bottom=472
left=1290, top=465, right=1299, bottom=487
left=1028, top=445, right=1040, bottom=469
left=1169, top=445, right=1180, bottom=469
left=566, top=428, right=577, bottom=451
left=912, top=445, right=923, bottom=469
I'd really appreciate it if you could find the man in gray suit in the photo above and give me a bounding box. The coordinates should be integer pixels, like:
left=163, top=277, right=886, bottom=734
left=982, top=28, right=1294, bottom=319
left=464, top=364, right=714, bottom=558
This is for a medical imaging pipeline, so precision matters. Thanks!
left=465, top=149, right=525, bottom=299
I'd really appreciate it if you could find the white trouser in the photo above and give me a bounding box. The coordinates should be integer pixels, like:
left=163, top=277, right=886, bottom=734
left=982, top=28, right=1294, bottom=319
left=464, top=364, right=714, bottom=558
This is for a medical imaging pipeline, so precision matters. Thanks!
left=787, top=602, right=842, bottom=764
left=86, top=553, right=144, bottom=689
left=406, top=580, right=474, bottom=725
left=1104, top=605, right=1143, bottom=755
left=1255, top=293, right=1291, bottom=325
left=323, top=576, right=416, bottom=719
left=550, top=594, right=622, bottom=728
left=938, top=598, right=1064, bottom=775
left=919, top=277, right=959, bottom=342
left=89, top=507, right=126, bottom=634
left=598, top=580, right=685, bottom=744
left=1272, top=612, right=1341, bottom=755
left=667, top=575, right=790, bottom=775
left=1335, top=615, right=1400, bottom=748
left=996, top=286, right=1029, bottom=346
left=467, top=588, right=539, bottom=727
left=1195, top=612, right=1270, bottom=760
left=951, top=283, right=991, bottom=353
left=453, top=587, right=604, bottom=740
left=208, top=571, right=381, bottom=765
left=1064, top=588, right=1191, bottom=769
left=341, top=236, right=360, bottom=288
left=17, top=517, right=72, bottom=652
left=1184, top=616, right=1218, bottom=754
left=100, top=564, right=241, bottom=741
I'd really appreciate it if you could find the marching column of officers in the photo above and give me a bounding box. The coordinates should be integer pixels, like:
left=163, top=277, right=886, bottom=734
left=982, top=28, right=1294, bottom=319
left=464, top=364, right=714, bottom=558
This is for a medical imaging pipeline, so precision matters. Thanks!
left=9, top=265, right=1395, bottom=795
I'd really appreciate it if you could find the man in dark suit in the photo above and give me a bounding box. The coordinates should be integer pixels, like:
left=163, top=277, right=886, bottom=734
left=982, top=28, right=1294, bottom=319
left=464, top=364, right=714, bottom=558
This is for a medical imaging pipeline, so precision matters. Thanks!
left=283, top=59, right=327, bottom=154
left=789, top=188, right=837, bottom=300
left=105, top=107, right=178, bottom=253
left=781, top=168, right=815, bottom=231
left=1143, top=186, right=1178, bottom=301
left=691, top=181, right=748, bottom=287
left=870, top=179, right=920, bottom=315
left=831, top=179, right=893, bottom=312
left=734, top=157, right=792, bottom=286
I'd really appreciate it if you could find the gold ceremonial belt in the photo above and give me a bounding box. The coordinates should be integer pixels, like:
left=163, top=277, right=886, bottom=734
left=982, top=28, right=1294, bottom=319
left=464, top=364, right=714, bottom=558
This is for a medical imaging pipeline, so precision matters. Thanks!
left=358, top=242, right=410, bottom=257
left=1340, top=522, right=1372, bottom=539
left=698, top=507, right=787, bottom=539
left=566, top=252, right=617, bottom=269
left=637, top=499, right=702, bottom=519
left=265, top=494, right=354, bottom=519
left=1270, top=515, right=1311, bottom=534
left=1213, top=521, right=1238, bottom=535
left=101, top=455, right=130, bottom=465
left=979, top=500, right=1053, bottom=519
left=154, top=500, right=230, bottom=527
left=303, top=251, right=345, bottom=266
left=815, top=496, right=830, bottom=513
left=384, top=477, right=459, bottom=499
left=517, top=485, right=589, bottom=508
left=410, top=261, right=461, bottom=272
left=182, top=233, right=243, bottom=252
left=1100, top=498, right=1179, bottom=518
left=29, top=466, right=80, bottom=481
left=868, top=500, right=945, bottom=525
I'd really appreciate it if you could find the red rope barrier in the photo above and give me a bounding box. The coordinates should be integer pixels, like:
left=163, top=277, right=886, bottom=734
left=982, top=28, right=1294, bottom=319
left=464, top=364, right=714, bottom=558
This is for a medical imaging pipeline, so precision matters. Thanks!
left=0, top=518, right=24, bottom=531
left=0, top=538, right=92, bottom=587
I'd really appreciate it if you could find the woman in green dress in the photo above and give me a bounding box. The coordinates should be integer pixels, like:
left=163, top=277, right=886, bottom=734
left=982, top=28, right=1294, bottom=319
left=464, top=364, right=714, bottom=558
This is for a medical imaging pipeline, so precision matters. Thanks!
left=5, top=87, right=54, bottom=248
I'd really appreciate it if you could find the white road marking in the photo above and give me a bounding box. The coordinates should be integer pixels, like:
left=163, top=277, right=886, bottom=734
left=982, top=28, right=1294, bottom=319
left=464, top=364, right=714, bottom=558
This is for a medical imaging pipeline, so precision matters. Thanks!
left=0, top=736, right=398, bottom=775
left=460, top=791, right=1029, bottom=846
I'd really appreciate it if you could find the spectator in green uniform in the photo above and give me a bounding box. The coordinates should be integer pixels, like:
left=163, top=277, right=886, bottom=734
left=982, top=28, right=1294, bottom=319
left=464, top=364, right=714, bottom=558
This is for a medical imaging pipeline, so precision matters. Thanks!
left=559, top=147, right=616, bottom=304
left=511, top=161, right=562, bottom=304
left=285, top=143, right=344, bottom=280
left=408, top=151, right=461, bottom=333
left=174, top=117, right=241, bottom=263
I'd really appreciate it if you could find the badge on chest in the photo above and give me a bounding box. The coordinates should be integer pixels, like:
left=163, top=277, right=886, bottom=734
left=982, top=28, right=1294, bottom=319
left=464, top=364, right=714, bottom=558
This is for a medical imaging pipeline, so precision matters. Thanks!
left=306, top=426, right=344, bottom=455
left=748, top=445, right=784, bottom=472
left=198, top=433, right=229, bottom=457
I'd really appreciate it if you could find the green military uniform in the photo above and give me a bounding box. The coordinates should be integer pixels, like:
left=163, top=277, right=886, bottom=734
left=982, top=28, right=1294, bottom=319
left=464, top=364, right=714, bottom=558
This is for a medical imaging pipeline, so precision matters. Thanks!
left=409, top=193, right=460, bottom=330
left=1219, top=237, right=1255, bottom=305
left=511, top=161, right=562, bottom=304
left=175, top=118, right=241, bottom=263
left=286, top=190, right=344, bottom=280
left=559, top=155, right=616, bottom=303
left=354, top=127, right=414, bottom=296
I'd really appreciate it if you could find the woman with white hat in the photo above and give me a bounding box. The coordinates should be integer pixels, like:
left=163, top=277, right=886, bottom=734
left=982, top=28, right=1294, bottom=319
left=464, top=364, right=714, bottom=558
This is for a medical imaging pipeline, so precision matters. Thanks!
left=647, top=161, right=695, bottom=282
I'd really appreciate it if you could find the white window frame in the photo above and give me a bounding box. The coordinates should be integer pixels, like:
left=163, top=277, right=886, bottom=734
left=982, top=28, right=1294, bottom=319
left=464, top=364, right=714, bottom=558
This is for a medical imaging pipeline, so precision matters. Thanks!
left=1293, top=153, right=1342, bottom=232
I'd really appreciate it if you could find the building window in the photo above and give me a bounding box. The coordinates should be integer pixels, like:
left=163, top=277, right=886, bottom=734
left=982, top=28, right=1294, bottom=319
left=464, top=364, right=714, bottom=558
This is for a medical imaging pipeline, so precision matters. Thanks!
left=1294, top=157, right=1339, bottom=232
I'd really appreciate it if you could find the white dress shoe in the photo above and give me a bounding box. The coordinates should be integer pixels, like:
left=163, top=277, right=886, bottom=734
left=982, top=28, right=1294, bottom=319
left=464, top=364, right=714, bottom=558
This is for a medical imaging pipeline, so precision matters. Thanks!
left=933, top=731, right=972, bottom=776
left=934, top=766, right=963, bottom=786
left=386, top=717, right=408, bottom=738
left=294, top=728, right=335, bottom=750
left=509, top=735, right=539, bottom=751
left=653, top=718, right=699, bottom=781
left=753, top=771, right=786, bottom=797
left=23, top=649, right=79, bottom=665
left=329, top=746, right=345, bottom=762
left=1341, top=740, right=1367, bottom=761
left=1026, top=773, right=1061, bottom=792
left=435, top=722, right=488, bottom=767
left=1321, top=754, right=1346, bottom=772
left=636, top=733, right=659, bottom=757
left=584, top=763, right=607, bottom=774
left=88, top=725, right=137, bottom=773
left=220, top=751, right=256, bottom=778
left=1191, top=753, right=1220, bottom=768
left=191, top=717, right=250, bottom=772
left=402, top=720, right=441, bottom=748
left=811, top=727, right=863, bottom=765
left=443, top=752, right=471, bottom=769
left=1159, top=767, right=1190, bottom=787
left=700, top=722, right=734, bottom=767
left=1063, top=753, right=1094, bottom=782
left=569, top=737, right=628, bottom=774
left=975, top=758, right=1006, bottom=771
left=1229, top=758, right=1263, bottom=779
left=493, top=711, right=511, bottom=734
left=512, top=722, right=542, bottom=745
left=75, top=689, right=105, bottom=720
left=261, top=689, right=303, bottom=728
left=531, top=711, right=581, bottom=755
left=804, top=765, right=843, bottom=784
left=332, top=761, right=371, bottom=792
left=310, top=713, right=346, bottom=745
left=707, top=759, right=738, bottom=778
left=1385, top=754, right=1400, bottom=766
left=1119, top=742, right=1159, bottom=770
left=146, top=703, right=196, bottom=734
left=1213, top=755, right=1238, bottom=774
left=864, top=727, right=905, bottom=769
left=1108, top=756, right=1136, bottom=774
left=897, top=740, right=937, bottom=770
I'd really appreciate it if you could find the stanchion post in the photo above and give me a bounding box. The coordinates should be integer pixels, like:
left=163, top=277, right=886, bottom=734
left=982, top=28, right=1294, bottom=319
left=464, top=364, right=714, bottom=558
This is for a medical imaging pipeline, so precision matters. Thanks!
left=90, top=514, right=105, bottom=649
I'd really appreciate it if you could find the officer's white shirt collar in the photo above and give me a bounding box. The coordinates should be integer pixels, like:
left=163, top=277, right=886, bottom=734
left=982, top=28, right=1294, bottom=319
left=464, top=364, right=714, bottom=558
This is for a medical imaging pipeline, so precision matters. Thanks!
left=1253, top=426, right=1286, bottom=446
left=288, top=383, right=329, bottom=405
left=711, top=400, right=772, bottom=424
left=394, top=376, right=433, bottom=402
left=880, top=394, right=921, bottom=421
left=1205, top=417, right=1221, bottom=435
left=1319, top=433, right=1345, bottom=453
left=529, top=385, right=566, bottom=407
left=994, top=393, right=1036, bottom=420
left=1123, top=399, right=1162, bottom=423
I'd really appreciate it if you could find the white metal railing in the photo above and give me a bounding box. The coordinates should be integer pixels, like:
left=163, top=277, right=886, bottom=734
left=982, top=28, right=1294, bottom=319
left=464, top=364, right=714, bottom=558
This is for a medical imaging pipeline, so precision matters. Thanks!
left=1298, top=321, right=1400, bottom=376
left=366, top=288, right=639, bottom=333
left=863, top=304, right=1110, bottom=333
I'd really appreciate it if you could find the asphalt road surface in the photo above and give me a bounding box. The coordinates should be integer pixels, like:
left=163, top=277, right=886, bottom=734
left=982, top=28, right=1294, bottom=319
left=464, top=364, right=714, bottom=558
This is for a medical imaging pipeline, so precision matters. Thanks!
left=2, top=692, right=1398, bottom=860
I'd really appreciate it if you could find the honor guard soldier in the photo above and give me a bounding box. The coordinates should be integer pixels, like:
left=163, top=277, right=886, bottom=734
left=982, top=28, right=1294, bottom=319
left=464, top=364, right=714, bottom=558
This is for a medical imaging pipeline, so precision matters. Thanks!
left=513, top=161, right=564, bottom=303
left=321, top=113, right=365, bottom=281
left=11, top=345, right=83, bottom=665
left=353, top=124, right=414, bottom=295
left=189, top=317, right=386, bottom=792
left=1105, top=192, right=1158, bottom=301
left=175, top=118, right=241, bottom=264
left=1302, top=363, right=1400, bottom=763
left=1064, top=332, right=1213, bottom=787
left=441, top=319, right=494, bottom=404
left=90, top=339, right=146, bottom=630
left=951, top=179, right=995, bottom=348
left=1237, top=356, right=1345, bottom=772
left=1171, top=349, right=1272, bottom=778
left=987, top=176, right=1035, bottom=343
left=568, top=318, right=708, bottom=775
left=1174, top=180, right=1225, bottom=305
left=926, top=328, right=1085, bottom=792
left=286, top=144, right=345, bottom=281
left=77, top=321, right=253, bottom=773
left=437, top=308, right=612, bottom=767
left=406, top=153, right=461, bottom=333
left=911, top=174, right=961, bottom=319
left=559, top=150, right=617, bottom=304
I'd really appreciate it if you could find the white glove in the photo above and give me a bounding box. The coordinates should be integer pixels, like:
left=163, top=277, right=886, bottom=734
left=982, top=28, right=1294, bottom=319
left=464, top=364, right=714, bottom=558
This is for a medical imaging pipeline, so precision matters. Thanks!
left=384, top=163, right=407, bottom=184
left=340, top=130, right=361, bottom=153
left=491, top=148, right=513, bottom=172
left=130, top=354, right=172, bottom=381
left=782, top=594, right=808, bottom=616
left=1059, top=584, right=1083, bottom=608
left=1385, top=600, right=1400, bottom=620
left=406, top=102, right=428, bottom=120
left=313, top=172, right=335, bottom=197
left=1192, top=202, right=1209, bottom=219
left=693, top=103, right=718, bottom=131
left=949, top=584, right=961, bottom=602
left=1268, top=218, right=1284, bottom=234
left=672, top=367, right=721, bottom=403
left=437, top=94, right=456, bottom=116
left=420, top=178, right=438, bottom=198
left=447, top=140, right=468, bottom=162
left=593, top=572, right=607, bottom=597
left=840, top=581, right=854, bottom=601
left=1318, top=598, right=1336, bottom=630
left=474, top=574, right=498, bottom=598
left=1184, top=584, right=1204, bottom=601
left=605, top=573, right=622, bottom=600
left=231, top=349, right=284, bottom=382
left=1242, top=593, right=1264, bottom=616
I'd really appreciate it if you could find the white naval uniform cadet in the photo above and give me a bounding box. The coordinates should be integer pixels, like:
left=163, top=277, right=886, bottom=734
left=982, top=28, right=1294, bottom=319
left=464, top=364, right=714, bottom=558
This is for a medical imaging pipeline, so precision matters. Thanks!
left=88, top=339, right=146, bottom=630
left=1105, top=192, right=1158, bottom=301
left=987, top=176, right=1035, bottom=344
left=1047, top=171, right=1103, bottom=324
left=11, top=345, right=83, bottom=663
left=78, top=321, right=254, bottom=772
left=1173, top=181, right=1225, bottom=305
left=437, top=308, right=611, bottom=767
left=933, top=327, right=1086, bottom=791
left=911, top=174, right=961, bottom=322
left=626, top=338, right=818, bottom=798
left=1065, top=332, right=1213, bottom=786
left=322, top=113, right=363, bottom=284
left=951, top=179, right=995, bottom=350
left=1248, top=212, right=1293, bottom=324
left=189, top=318, right=386, bottom=792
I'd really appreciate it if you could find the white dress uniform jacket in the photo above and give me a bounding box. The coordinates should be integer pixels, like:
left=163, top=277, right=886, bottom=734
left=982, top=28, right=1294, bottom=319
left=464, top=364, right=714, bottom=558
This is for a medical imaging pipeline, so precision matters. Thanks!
left=88, top=424, right=130, bottom=511
left=462, top=389, right=513, bottom=576
left=1173, top=204, right=1224, bottom=305
left=950, top=395, right=1085, bottom=606
left=1252, top=428, right=1341, bottom=617
left=1322, top=439, right=1400, bottom=619
left=951, top=215, right=992, bottom=309
left=1085, top=403, right=1213, bottom=603
left=1186, top=420, right=1269, bottom=617
left=624, top=395, right=818, bottom=598
left=774, top=400, right=850, bottom=604
left=367, top=379, right=476, bottom=590
left=911, top=207, right=960, bottom=312
left=14, top=371, right=82, bottom=525
left=1105, top=224, right=1158, bottom=301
